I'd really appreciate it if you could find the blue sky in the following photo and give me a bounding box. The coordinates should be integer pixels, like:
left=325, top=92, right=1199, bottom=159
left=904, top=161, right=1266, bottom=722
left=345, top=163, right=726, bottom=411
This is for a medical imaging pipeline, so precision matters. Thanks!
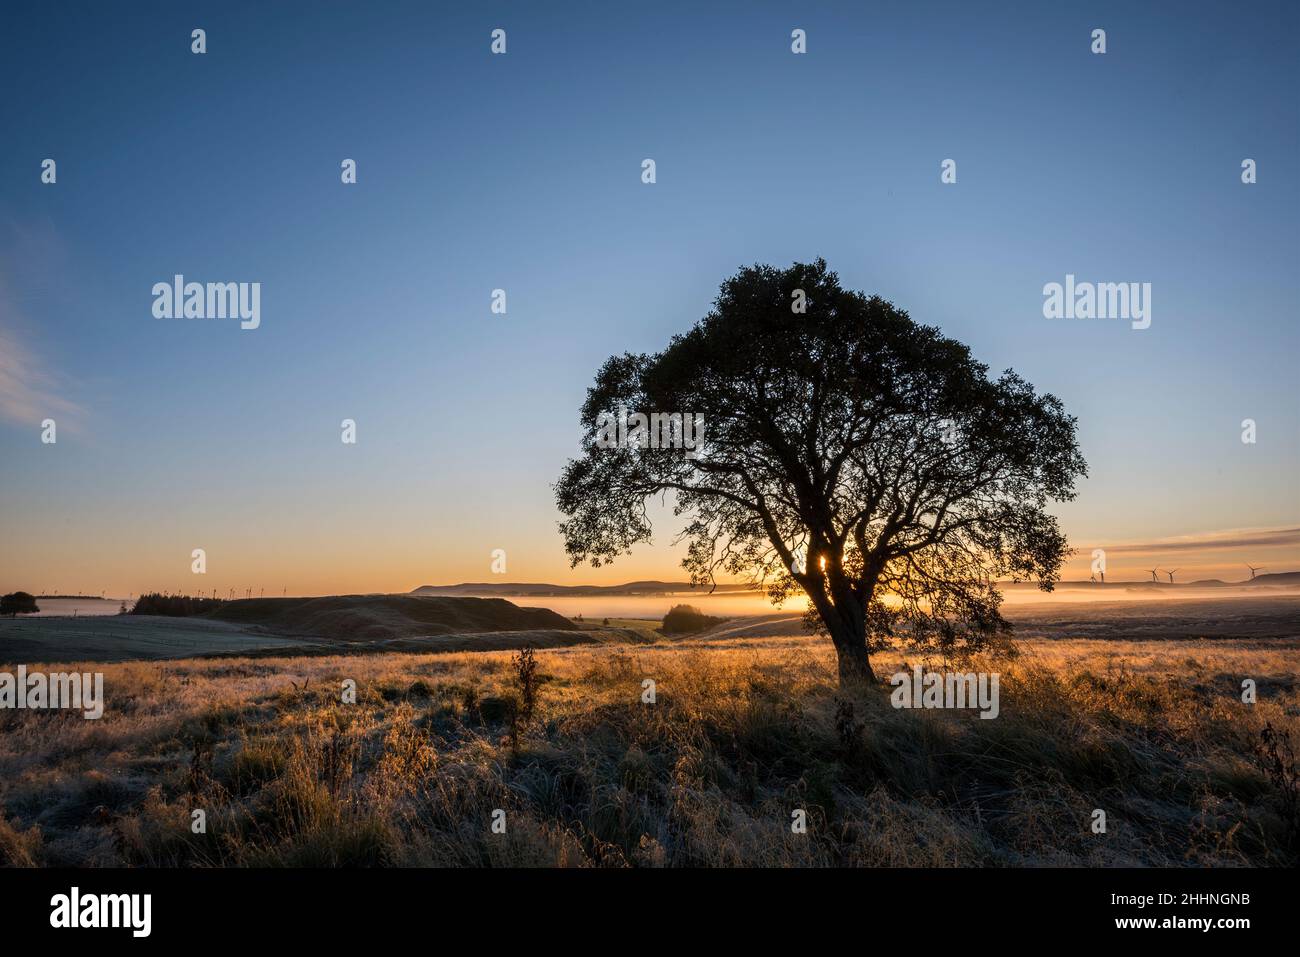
left=1, top=1, right=1296, bottom=595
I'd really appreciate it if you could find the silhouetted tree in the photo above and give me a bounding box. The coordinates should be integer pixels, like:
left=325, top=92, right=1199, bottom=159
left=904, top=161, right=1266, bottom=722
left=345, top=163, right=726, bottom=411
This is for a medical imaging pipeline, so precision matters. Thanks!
left=556, top=260, right=1086, bottom=685
left=129, top=593, right=224, bottom=617
left=0, top=591, right=40, bottom=616
left=661, top=604, right=722, bottom=634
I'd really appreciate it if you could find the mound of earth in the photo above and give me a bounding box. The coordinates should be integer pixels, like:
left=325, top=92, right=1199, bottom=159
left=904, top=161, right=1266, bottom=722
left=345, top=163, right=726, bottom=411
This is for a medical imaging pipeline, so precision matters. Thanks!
left=206, top=595, right=578, bottom=643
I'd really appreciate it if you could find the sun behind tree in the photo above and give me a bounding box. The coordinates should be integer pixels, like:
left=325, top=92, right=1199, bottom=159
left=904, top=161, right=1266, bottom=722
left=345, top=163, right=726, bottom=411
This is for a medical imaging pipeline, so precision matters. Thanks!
left=555, top=260, right=1087, bottom=685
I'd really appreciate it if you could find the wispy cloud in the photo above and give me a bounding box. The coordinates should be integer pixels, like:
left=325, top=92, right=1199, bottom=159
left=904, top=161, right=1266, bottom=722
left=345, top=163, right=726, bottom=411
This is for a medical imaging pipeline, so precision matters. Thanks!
left=0, top=226, right=84, bottom=432
left=0, top=316, right=82, bottom=431
left=1094, top=527, right=1300, bottom=555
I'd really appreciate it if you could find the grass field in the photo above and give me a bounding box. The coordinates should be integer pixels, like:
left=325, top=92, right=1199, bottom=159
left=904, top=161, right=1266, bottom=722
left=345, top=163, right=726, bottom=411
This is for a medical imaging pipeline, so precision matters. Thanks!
left=1, top=630, right=1296, bottom=867
left=0, top=615, right=308, bottom=663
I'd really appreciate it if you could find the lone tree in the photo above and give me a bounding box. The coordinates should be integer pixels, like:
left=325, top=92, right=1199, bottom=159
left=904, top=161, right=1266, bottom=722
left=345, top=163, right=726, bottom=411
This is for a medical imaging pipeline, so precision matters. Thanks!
left=0, top=591, right=40, bottom=617
left=555, top=260, right=1086, bottom=685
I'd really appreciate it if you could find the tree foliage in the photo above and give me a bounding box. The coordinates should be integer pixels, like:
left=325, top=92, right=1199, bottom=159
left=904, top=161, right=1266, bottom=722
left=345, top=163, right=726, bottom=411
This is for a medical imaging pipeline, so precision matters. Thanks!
left=0, top=591, right=40, bottom=616
left=556, top=260, right=1086, bottom=683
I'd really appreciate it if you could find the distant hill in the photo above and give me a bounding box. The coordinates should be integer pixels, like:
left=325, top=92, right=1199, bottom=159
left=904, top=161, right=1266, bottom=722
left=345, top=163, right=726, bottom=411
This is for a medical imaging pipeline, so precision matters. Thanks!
left=995, top=580, right=1174, bottom=590
left=1244, top=571, right=1300, bottom=587
left=416, top=575, right=1300, bottom=597
left=1002, top=573, right=1300, bottom=589
left=1002, top=580, right=1162, bottom=589
left=207, top=595, right=578, bottom=642
left=410, top=581, right=757, bottom=597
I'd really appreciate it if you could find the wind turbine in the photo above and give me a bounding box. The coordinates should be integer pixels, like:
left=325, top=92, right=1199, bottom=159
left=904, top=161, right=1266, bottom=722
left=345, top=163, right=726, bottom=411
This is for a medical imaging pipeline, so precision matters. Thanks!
left=1165, top=569, right=1178, bottom=584
left=1245, top=564, right=1266, bottom=580
left=1146, top=567, right=1160, bottom=582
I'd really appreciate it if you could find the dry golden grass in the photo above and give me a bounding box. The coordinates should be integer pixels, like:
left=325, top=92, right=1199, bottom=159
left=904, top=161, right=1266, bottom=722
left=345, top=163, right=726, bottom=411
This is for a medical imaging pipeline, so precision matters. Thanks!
left=0, top=635, right=1296, bottom=867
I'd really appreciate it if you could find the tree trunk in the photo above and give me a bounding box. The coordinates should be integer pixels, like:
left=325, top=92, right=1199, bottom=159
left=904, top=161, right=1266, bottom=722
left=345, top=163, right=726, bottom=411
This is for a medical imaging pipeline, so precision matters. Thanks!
left=802, top=568, right=877, bottom=687
left=833, top=638, right=875, bottom=686
left=831, top=588, right=875, bottom=686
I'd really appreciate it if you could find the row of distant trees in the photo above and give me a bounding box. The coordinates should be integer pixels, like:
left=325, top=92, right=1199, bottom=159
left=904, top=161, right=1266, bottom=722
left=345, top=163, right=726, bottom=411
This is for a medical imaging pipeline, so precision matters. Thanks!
left=0, top=591, right=231, bottom=618
left=129, top=593, right=226, bottom=617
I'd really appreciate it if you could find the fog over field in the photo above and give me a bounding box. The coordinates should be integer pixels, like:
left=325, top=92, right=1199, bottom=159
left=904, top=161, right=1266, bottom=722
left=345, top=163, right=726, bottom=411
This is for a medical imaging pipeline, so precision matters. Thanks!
left=3, top=591, right=1298, bottom=667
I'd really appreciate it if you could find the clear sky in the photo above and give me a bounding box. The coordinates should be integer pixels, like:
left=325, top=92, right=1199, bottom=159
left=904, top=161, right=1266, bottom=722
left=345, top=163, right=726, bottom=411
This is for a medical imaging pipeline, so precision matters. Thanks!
left=1, top=0, right=1296, bottom=596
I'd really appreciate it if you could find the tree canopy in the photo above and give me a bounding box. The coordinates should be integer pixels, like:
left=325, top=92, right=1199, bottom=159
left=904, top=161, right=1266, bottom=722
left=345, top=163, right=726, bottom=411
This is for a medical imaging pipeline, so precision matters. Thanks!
left=0, top=591, right=40, bottom=616
left=556, top=260, right=1087, bottom=683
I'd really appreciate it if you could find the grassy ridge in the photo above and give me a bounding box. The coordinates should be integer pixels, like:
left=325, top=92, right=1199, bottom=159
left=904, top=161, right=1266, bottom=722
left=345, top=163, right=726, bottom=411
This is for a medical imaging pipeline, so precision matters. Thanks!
left=205, top=595, right=580, bottom=641
left=0, top=636, right=1295, bottom=867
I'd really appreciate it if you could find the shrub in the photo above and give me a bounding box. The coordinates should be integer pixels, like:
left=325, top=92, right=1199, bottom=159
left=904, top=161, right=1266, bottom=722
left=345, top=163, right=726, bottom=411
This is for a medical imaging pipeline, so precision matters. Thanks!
left=0, top=591, right=39, bottom=616
left=513, top=647, right=539, bottom=721
left=661, top=604, right=722, bottom=635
